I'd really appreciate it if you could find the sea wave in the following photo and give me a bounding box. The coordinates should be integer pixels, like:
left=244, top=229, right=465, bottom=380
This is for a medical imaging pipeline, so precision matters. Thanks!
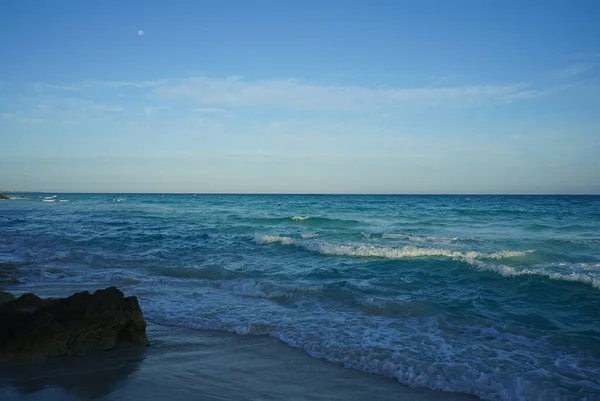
left=465, top=258, right=600, bottom=290
left=145, top=290, right=600, bottom=401
left=382, top=233, right=459, bottom=242
left=255, top=235, right=600, bottom=290
left=300, top=233, right=319, bottom=238
left=254, top=235, right=532, bottom=261
left=248, top=216, right=361, bottom=227
left=218, top=278, right=329, bottom=304
left=151, top=265, right=243, bottom=281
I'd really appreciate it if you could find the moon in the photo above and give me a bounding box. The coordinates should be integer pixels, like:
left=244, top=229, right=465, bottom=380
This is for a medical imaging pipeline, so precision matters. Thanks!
left=137, top=30, right=144, bottom=36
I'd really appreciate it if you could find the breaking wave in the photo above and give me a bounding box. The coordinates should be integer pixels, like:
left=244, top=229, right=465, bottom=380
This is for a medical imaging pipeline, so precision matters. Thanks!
left=465, top=258, right=600, bottom=289
left=254, top=235, right=600, bottom=290
left=255, top=234, right=532, bottom=261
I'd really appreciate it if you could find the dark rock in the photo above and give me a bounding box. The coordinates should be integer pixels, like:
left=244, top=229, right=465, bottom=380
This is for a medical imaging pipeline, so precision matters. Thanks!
left=0, top=287, right=149, bottom=361
left=0, top=193, right=9, bottom=200
left=0, top=291, right=15, bottom=307
left=3, top=293, right=42, bottom=312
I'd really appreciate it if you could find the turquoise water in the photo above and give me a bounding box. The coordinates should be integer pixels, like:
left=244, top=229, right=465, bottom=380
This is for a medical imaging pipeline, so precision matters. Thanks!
left=1, top=194, right=599, bottom=400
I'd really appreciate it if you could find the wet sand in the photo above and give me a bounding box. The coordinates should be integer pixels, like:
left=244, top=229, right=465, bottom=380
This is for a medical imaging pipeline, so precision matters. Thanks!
left=0, top=322, right=480, bottom=401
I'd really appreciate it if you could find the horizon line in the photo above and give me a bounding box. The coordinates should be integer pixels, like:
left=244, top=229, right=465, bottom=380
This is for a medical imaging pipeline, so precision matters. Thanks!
left=2, top=191, right=599, bottom=196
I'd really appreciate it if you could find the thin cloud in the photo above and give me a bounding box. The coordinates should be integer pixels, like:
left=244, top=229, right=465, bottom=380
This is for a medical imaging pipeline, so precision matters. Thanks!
left=550, top=63, right=595, bottom=80
left=1, top=113, right=46, bottom=124
left=69, top=99, right=123, bottom=113
left=567, top=52, right=600, bottom=61
left=92, top=104, right=123, bottom=113
left=503, top=89, right=547, bottom=101
left=152, top=76, right=536, bottom=110
left=102, top=79, right=171, bottom=89
left=29, top=82, right=86, bottom=92
left=21, top=74, right=555, bottom=115
left=28, top=79, right=171, bottom=92
left=193, top=107, right=234, bottom=116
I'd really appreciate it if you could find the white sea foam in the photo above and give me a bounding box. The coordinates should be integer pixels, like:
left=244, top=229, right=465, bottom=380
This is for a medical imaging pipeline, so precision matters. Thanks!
left=300, top=233, right=319, bottom=238
left=257, top=235, right=295, bottom=246
left=382, top=233, right=459, bottom=242
left=291, top=216, right=311, bottom=221
left=256, top=235, right=600, bottom=290
left=219, top=278, right=326, bottom=302
left=465, top=258, right=600, bottom=289
left=143, top=285, right=600, bottom=401
left=254, top=235, right=532, bottom=261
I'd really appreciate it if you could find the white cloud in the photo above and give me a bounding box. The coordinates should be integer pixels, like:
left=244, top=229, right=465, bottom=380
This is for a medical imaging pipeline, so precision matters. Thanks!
left=151, top=76, right=536, bottom=110
left=28, top=79, right=171, bottom=92
left=92, top=104, right=123, bottom=113
left=503, top=89, right=547, bottom=101
left=1, top=113, right=46, bottom=124
left=68, top=99, right=123, bottom=113
left=550, top=63, right=595, bottom=80
left=193, top=107, right=233, bottom=116
left=102, top=79, right=171, bottom=89
left=26, top=75, right=545, bottom=111
left=1, top=97, right=124, bottom=126
left=29, top=82, right=85, bottom=92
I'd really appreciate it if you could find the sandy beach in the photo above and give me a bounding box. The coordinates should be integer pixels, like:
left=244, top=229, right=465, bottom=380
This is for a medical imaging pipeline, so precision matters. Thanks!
left=1, top=322, right=479, bottom=401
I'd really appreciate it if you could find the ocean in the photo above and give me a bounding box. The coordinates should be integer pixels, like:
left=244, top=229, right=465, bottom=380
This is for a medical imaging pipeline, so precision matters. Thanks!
left=1, top=194, right=599, bottom=400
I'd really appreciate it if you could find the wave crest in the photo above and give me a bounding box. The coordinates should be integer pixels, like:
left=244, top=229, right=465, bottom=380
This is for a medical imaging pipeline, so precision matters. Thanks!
left=465, top=258, right=600, bottom=289
left=253, top=235, right=600, bottom=289
left=254, top=235, right=532, bottom=261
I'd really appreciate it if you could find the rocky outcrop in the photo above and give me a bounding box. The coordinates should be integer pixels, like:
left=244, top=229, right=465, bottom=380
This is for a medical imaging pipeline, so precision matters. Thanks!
left=0, top=291, right=15, bottom=307
left=0, top=287, right=149, bottom=361
left=0, top=193, right=9, bottom=200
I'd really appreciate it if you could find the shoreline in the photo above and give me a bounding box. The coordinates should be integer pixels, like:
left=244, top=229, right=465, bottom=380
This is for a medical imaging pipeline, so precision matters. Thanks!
left=1, top=321, right=480, bottom=401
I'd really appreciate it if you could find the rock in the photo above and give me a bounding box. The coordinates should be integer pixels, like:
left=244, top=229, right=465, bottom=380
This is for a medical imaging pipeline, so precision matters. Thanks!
left=2, top=293, right=43, bottom=311
left=0, top=193, right=9, bottom=200
left=0, top=287, right=149, bottom=361
left=0, top=291, right=15, bottom=307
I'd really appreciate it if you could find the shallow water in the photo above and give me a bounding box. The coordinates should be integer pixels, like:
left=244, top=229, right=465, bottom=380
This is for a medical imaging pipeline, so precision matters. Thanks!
left=0, top=324, right=478, bottom=401
left=1, top=194, right=600, bottom=400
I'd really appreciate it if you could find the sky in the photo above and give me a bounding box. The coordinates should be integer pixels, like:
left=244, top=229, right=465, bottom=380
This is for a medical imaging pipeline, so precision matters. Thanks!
left=1, top=0, right=599, bottom=194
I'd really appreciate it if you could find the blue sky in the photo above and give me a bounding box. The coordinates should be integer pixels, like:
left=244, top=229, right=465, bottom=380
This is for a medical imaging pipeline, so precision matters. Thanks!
left=1, top=0, right=599, bottom=193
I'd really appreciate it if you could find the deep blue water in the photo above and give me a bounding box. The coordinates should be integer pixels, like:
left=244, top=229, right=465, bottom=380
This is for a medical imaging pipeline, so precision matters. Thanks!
left=1, top=194, right=600, bottom=400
